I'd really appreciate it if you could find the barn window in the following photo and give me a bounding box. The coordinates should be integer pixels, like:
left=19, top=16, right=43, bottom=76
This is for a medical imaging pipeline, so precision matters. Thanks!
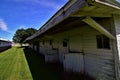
left=96, top=35, right=110, bottom=49
left=49, top=40, right=52, bottom=45
left=63, top=39, right=68, bottom=47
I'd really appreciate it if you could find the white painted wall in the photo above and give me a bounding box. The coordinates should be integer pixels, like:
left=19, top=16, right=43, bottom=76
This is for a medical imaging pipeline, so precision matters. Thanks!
left=64, top=53, right=84, bottom=72
left=52, top=24, right=115, bottom=79
left=58, top=47, right=68, bottom=63
left=45, top=50, right=58, bottom=62
left=34, top=17, right=117, bottom=80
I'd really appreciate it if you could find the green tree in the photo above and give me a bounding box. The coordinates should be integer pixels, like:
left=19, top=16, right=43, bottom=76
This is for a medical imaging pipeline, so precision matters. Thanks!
left=26, top=28, right=37, bottom=37
left=13, top=28, right=37, bottom=44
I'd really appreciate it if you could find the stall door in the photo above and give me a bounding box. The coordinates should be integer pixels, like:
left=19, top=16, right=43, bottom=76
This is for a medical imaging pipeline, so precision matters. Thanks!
left=64, top=36, right=84, bottom=72
left=59, top=39, right=69, bottom=63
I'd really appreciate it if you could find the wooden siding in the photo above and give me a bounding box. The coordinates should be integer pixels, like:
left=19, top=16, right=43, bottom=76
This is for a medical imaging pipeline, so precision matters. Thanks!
left=82, top=26, right=115, bottom=80
left=45, top=49, right=58, bottom=63
left=64, top=53, right=84, bottom=72
left=29, top=17, right=118, bottom=80
left=49, top=22, right=116, bottom=79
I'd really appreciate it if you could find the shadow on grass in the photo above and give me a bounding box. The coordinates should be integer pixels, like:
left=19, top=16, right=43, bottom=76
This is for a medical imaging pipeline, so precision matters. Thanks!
left=23, top=47, right=63, bottom=80
left=17, top=46, right=28, bottom=48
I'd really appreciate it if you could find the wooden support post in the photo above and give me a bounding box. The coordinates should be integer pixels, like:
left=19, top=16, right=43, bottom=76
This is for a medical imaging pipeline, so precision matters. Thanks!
left=82, top=17, right=115, bottom=39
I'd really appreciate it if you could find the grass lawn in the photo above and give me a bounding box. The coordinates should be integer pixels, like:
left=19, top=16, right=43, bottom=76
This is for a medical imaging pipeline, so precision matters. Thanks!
left=0, top=47, right=33, bottom=80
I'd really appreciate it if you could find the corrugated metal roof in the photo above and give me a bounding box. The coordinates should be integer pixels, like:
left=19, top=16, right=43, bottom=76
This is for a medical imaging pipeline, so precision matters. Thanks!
left=94, top=0, right=120, bottom=9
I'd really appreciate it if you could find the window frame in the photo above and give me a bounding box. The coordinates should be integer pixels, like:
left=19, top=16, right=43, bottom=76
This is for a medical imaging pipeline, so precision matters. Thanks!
left=63, top=39, right=68, bottom=47
left=96, top=35, right=110, bottom=49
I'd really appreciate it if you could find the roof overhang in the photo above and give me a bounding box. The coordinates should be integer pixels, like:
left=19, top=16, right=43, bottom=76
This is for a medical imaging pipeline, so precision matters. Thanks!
left=24, top=0, right=87, bottom=42
left=24, top=0, right=120, bottom=42
left=88, top=0, right=120, bottom=11
left=88, top=0, right=120, bottom=9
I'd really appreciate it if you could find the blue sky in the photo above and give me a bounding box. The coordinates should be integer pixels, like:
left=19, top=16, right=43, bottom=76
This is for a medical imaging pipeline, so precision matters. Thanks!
left=0, top=0, right=120, bottom=41
left=0, top=0, right=68, bottom=41
left=116, top=0, right=120, bottom=2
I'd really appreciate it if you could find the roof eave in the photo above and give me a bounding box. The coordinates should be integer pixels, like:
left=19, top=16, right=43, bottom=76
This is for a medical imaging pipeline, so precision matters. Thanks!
left=88, top=0, right=120, bottom=10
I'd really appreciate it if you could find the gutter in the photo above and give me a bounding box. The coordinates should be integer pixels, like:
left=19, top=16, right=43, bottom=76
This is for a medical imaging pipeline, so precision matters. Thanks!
left=87, top=0, right=120, bottom=10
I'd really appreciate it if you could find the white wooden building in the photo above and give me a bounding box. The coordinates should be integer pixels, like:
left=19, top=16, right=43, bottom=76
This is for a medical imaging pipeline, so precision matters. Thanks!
left=0, top=39, right=12, bottom=52
left=25, top=0, right=120, bottom=80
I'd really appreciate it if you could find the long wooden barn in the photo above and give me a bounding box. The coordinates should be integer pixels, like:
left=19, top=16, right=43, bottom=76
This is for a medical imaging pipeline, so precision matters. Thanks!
left=0, top=39, right=12, bottom=52
left=25, top=0, right=120, bottom=80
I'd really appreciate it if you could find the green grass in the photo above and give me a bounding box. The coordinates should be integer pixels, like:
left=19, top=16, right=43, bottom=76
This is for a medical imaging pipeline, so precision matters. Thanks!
left=0, top=47, right=33, bottom=80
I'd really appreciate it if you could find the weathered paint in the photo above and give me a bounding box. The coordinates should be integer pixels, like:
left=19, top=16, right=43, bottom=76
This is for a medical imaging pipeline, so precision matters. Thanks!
left=45, top=49, right=58, bottom=63
left=55, top=24, right=115, bottom=79
left=30, top=18, right=118, bottom=79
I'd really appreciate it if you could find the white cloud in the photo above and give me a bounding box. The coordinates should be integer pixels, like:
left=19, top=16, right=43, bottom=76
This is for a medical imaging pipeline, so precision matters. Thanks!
left=18, top=25, right=34, bottom=29
left=0, top=18, right=8, bottom=31
left=38, top=0, right=62, bottom=9
left=13, top=0, right=64, bottom=10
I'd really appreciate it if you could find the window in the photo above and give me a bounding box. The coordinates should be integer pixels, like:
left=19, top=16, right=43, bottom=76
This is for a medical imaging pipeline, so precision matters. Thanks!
left=96, top=35, right=110, bottom=49
left=49, top=40, right=52, bottom=45
left=63, top=39, right=68, bottom=47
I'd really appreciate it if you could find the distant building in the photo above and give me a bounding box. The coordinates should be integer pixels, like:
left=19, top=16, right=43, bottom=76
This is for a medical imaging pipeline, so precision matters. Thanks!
left=0, top=39, right=12, bottom=52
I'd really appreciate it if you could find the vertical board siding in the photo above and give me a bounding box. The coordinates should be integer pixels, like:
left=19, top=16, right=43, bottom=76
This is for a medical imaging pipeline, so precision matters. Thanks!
left=34, top=18, right=116, bottom=80
left=45, top=50, right=58, bottom=62
left=59, top=47, right=68, bottom=63
left=64, top=53, right=84, bottom=72
left=57, top=24, right=115, bottom=79
left=82, top=26, right=115, bottom=79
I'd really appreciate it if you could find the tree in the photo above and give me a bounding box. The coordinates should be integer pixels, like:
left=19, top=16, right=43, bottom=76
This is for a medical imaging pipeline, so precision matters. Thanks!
left=12, top=28, right=37, bottom=44
left=26, top=28, right=37, bottom=37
